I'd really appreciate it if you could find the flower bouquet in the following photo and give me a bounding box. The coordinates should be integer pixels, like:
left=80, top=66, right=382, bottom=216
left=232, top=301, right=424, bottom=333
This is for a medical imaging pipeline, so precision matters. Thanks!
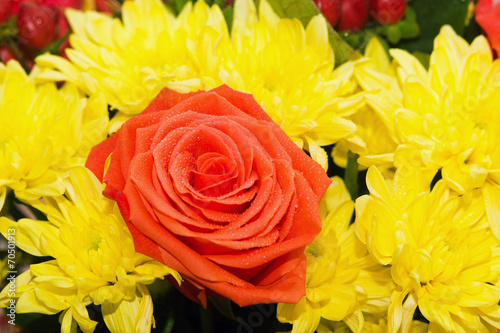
left=1, top=0, right=500, bottom=332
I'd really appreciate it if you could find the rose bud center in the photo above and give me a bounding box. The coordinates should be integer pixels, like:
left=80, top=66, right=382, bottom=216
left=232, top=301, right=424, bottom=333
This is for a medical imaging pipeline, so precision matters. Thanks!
left=192, top=152, right=238, bottom=197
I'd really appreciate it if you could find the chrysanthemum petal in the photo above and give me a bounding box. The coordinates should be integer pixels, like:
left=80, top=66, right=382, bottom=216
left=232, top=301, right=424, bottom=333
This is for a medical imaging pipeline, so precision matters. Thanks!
left=483, top=181, right=500, bottom=239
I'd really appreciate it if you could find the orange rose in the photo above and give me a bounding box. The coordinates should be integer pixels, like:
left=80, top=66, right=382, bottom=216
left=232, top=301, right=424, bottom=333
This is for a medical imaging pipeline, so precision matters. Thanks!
left=475, top=0, right=500, bottom=56
left=86, top=85, right=331, bottom=307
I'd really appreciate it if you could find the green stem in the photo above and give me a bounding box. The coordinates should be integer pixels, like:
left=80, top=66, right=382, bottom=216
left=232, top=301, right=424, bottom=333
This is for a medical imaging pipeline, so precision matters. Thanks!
left=200, top=306, right=214, bottom=333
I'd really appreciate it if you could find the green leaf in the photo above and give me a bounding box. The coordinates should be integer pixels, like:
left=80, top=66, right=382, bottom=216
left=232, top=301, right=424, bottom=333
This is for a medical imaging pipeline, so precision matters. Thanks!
left=397, top=6, right=420, bottom=40
left=377, top=5, right=419, bottom=46
left=340, top=30, right=372, bottom=52
left=43, top=29, right=71, bottom=56
left=462, top=15, right=482, bottom=44
left=412, top=50, right=430, bottom=69
left=208, top=297, right=236, bottom=321
left=328, top=25, right=360, bottom=66
left=213, top=0, right=227, bottom=7
left=175, top=0, right=192, bottom=14
left=222, top=6, right=234, bottom=32
left=397, top=0, right=470, bottom=53
left=0, top=17, right=18, bottom=42
left=384, top=24, right=402, bottom=44
left=263, top=0, right=357, bottom=66
left=398, top=19, right=420, bottom=40
left=344, top=151, right=360, bottom=200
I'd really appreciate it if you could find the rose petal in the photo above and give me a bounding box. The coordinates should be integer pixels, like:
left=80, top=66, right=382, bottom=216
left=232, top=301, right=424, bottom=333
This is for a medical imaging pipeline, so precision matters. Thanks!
left=142, top=88, right=201, bottom=115
left=85, top=133, right=118, bottom=181
left=212, top=85, right=330, bottom=197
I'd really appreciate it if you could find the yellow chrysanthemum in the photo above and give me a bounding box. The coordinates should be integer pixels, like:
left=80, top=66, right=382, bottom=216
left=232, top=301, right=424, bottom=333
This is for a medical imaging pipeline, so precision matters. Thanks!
left=0, top=60, right=108, bottom=210
left=355, top=165, right=500, bottom=333
left=333, top=37, right=399, bottom=171
left=353, top=25, right=500, bottom=238
left=35, top=0, right=364, bottom=169
left=0, top=167, right=180, bottom=333
left=277, top=177, right=392, bottom=333
left=317, top=313, right=428, bottom=333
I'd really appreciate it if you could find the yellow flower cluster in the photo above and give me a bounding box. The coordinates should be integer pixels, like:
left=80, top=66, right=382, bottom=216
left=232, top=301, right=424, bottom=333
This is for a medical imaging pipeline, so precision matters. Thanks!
left=356, top=165, right=500, bottom=332
left=35, top=0, right=364, bottom=169
left=0, top=167, right=180, bottom=333
left=0, top=61, right=107, bottom=210
left=317, top=313, right=429, bottom=333
left=332, top=37, right=398, bottom=171
left=351, top=26, right=500, bottom=237
left=277, top=177, right=393, bottom=333
left=340, top=25, right=500, bottom=333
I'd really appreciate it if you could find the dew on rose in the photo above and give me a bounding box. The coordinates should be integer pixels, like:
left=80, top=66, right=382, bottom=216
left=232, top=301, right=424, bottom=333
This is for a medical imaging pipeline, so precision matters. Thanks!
left=86, top=85, right=330, bottom=306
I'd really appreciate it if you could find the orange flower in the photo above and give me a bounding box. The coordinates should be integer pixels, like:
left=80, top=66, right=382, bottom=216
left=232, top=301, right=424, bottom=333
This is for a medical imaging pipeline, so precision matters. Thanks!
left=86, top=85, right=331, bottom=307
left=475, top=0, right=500, bottom=55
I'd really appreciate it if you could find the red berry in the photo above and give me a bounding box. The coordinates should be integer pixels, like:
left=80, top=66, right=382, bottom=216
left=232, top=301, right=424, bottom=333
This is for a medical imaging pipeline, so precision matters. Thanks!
left=336, top=0, right=369, bottom=31
left=314, top=0, right=342, bottom=27
left=0, top=44, right=18, bottom=63
left=0, top=0, right=14, bottom=23
left=95, top=0, right=113, bottom=13
left=16, top=2, right=58, bottom=50
left=370, top=0, right=405, bottom=25
left=9, top=0, right=28, bottom=16
left=41, top=0, right=81, bottom=8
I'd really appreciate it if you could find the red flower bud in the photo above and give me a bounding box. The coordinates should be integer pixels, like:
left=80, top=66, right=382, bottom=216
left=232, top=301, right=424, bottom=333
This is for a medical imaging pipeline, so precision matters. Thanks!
left=0, top=44, right=18, bottom=63
left=336, top=0, right=369, bottom=31
left=96, top=0, right=113, bottom=13
left=16, top=2, right=58, bottom=50
left=40, top=0, right=81, bottom=8
left=314, top=0, right=342, bottom=27
left=0, top=0, right=13, bottom=23
left=369, top=0, right=405, bottom=25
